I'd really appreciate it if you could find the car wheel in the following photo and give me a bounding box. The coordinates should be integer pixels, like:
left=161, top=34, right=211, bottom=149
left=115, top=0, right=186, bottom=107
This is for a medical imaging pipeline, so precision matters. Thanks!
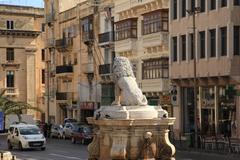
left=7, top=141, right=12, bottom=150
left=71, top=137, right=76, bottom=144
left=18, top=142, right=23, bottom=151
left=41, top=147, right=46, bottom=151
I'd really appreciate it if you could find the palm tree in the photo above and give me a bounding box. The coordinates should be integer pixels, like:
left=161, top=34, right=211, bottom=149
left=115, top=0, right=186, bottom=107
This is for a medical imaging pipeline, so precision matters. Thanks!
left=0, top=89, right=42, bottom=130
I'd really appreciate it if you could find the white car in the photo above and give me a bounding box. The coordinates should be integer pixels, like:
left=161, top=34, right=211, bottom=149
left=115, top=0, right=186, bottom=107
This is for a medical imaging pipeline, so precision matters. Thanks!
left=7, top=123, right=46, bottom=150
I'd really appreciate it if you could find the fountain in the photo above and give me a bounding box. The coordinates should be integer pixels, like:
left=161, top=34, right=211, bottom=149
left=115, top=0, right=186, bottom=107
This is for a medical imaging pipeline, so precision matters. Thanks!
left=87, top=57, right=175, bottom=160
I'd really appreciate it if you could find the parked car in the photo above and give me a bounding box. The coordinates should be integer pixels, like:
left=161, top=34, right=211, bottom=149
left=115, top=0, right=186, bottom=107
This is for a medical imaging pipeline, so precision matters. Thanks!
left=63, top=118, right=77, bottom=124
left=50, top=124, right=63, bottom=139
left=71, top=125, right=93, bottom=145
left=7, top=123, right=46, bottom=151
left=62, top=122, right=82, bottom=139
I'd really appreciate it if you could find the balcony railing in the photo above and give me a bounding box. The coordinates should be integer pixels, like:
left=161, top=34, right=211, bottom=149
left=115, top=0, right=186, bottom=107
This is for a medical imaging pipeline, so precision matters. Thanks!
left=83, top=32, right=94, bottom=44
left=55, top=37, right=73, bottom=50
left=56, top=92, right=67, bottom=100
left=46, top=13, right=55, bottom=24
left=98, top=31, right=114, bottom=46
left=56, top=65, right=73, bottom=74
left=1, top=61, right=20, bottom=68
left=99, top=64, right=112, bottom=75
left=5, top=87, right=19, bottom=96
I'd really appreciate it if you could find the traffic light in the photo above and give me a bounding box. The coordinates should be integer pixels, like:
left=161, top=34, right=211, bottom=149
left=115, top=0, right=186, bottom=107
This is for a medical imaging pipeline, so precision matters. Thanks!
left=170, top=85, right=178, bottom=106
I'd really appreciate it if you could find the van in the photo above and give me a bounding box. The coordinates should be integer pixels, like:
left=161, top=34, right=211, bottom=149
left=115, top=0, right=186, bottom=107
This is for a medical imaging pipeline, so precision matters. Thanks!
left=7, top=123, right=46, bottom=150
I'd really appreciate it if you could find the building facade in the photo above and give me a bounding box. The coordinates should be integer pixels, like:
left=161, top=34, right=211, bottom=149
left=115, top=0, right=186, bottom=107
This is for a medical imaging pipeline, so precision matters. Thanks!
left=0, top=5, right=45, bottom=120
left=170, top=0, right=240, bottom=140
left=44, top=0, right=103, bottom=124
left=114, top=0, right=171, bottom=112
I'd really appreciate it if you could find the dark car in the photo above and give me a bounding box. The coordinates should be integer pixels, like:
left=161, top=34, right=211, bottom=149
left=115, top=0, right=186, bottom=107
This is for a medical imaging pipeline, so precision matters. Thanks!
left=71, top=125, right=93, bottom=145
left=63, top=118, right=77, bottom=124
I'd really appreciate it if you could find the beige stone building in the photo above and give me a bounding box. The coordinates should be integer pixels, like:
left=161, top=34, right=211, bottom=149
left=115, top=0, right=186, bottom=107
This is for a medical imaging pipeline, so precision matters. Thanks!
left=44, top=0, right=103, bottom=124
left=44, top=0, right=171, bottom=124
left=170, top=0, right=240, bottom=141
left=114, top=0, right=171, bottom=111
left=0, top=5, right=45, bottom=120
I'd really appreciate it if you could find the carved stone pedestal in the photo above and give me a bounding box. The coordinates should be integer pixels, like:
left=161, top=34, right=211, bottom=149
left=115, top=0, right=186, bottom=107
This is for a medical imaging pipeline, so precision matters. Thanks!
left=87, top=117, right=175, bottom=160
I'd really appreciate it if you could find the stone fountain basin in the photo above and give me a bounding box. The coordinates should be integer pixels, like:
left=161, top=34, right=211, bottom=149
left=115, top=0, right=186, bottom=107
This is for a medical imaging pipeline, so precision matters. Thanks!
left=87, top=117, right=176, bottom=160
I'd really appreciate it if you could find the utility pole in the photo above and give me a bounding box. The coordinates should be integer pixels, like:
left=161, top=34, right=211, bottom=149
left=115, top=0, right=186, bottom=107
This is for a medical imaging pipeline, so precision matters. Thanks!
left=186, top=6, right=200, bottom=149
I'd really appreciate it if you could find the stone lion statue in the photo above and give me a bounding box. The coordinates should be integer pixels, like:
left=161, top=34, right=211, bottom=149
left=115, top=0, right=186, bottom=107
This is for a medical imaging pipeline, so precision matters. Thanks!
left=111, top=56, right=148, bottom=106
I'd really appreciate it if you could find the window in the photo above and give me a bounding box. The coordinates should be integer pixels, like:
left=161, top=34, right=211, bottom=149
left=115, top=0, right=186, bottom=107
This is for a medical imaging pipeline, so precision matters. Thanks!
left=142, top=10, right=168, bottom=35
left=210, top=0, right=216, bottom=10
left=142, top=58, right=169, bottom=79
left=115, top=18, right=137, bottom=41
left=209, top=29, right=216, bottom=57
left=82, top=16, right=93, bottom=41
left=41, top=49, right=45, bottom=61
left=234, top=0, right=240, bottom=5
left=104, top=48, right=110, bottom=64
left=6, top=71, right=14, bottom=87
left=199, top=31, right=205, bottom=58
left=182, top=0, right=186, bottom=17
left=173, top=0, right=177, bottom=19
left=42, top=69, right=45, bottom=84
left=234, top=26, right=240, bottom=55
left=220, top=27, right=227, bottom=56
left=41, top=23, right=45, bottom=32
left=172, top=37, right=178, bottom=62
left=6, top=48, right=14, bottom=62
left=189, top=33, right=194, bottom=60
left=181, top=35, right=186, bottom=61
left=6, top=20, right=14, bottom=30
left=221, top=0, right=227, bottom=7
left=200, top=0, right=205, bottom=12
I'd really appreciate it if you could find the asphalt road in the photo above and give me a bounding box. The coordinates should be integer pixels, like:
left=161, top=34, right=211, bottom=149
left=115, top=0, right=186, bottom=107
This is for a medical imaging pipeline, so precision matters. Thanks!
left=0, top=136, right=88, bottom=160
left=1, top=135, right=240, bottom=160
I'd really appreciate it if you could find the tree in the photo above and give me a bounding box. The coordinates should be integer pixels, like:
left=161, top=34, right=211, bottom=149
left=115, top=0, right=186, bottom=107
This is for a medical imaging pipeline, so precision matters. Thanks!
left=0, top=89, right=42, bottom=128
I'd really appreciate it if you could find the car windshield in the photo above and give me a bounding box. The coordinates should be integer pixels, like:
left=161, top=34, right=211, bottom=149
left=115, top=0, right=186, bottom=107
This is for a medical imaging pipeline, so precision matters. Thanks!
left=83, top=127, right=92, bottom=133
left=19, top=127, right=41, bottom=135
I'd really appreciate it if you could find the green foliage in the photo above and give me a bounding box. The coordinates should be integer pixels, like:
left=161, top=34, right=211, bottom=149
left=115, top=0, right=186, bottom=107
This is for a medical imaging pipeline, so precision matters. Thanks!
left=0, top=89, right=42, bottom=122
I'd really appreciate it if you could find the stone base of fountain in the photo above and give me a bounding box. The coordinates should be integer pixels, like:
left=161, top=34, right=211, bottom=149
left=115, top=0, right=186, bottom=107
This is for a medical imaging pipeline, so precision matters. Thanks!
left=87, top=116, right=175, bottom=160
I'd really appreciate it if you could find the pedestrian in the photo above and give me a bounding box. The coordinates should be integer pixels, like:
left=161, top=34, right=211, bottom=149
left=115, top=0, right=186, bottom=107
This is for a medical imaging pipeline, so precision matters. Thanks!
left=44, top=122, right=48, bottom=138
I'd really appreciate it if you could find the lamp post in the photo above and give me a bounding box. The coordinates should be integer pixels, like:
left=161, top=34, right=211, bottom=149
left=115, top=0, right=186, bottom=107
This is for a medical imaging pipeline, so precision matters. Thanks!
left=186, top=7, right=200, bottom=148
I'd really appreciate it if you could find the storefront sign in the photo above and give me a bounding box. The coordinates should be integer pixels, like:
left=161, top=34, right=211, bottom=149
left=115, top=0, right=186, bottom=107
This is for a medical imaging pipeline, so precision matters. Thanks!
left=201, top=99, right=214, bottom=108
left=160, top=95, right=171, bottom=105
left=80, top=102, right=94, bottom=110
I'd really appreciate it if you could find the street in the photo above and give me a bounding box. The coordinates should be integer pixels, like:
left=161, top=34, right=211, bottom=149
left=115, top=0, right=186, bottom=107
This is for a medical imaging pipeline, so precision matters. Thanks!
left=0, top=136, right=88, bottom=160
left=1, top=135, right=240, bottom=160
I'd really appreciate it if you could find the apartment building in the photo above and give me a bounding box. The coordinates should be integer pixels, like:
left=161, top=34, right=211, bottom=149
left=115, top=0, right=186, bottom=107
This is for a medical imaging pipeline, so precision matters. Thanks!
left=98, top=0, right=115, bottom=105
left=170, top=0, right=240, bottom=139
left=0, top=5, right=45, bottom=120
left=114, top=0, right=171, bottom=112
left=44, top=0, right=102, bottom=124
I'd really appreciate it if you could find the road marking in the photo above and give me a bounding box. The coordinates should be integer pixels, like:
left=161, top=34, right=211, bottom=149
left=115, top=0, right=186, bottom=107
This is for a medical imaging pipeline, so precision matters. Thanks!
left=49, top=153, right=84, bottom=160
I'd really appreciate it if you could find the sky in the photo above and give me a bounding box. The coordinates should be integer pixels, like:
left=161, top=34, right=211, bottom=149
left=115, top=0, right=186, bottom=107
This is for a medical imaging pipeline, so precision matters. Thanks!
left=0, top=0, right=44, bottom=8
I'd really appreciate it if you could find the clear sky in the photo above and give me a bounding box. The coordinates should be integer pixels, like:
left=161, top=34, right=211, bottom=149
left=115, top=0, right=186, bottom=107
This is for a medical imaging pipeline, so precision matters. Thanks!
left=0, top=0, right=44, bottom=8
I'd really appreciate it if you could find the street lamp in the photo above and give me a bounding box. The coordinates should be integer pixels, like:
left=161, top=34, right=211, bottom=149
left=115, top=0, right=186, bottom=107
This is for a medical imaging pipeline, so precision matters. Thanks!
left=186, top=7, right=200, bottom=149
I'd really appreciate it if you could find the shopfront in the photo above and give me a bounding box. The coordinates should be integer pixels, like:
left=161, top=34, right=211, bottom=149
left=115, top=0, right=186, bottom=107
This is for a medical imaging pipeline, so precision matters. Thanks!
left=80, top=102, right=99, bottom=123
left=181, top=85, right=237, bottom=138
